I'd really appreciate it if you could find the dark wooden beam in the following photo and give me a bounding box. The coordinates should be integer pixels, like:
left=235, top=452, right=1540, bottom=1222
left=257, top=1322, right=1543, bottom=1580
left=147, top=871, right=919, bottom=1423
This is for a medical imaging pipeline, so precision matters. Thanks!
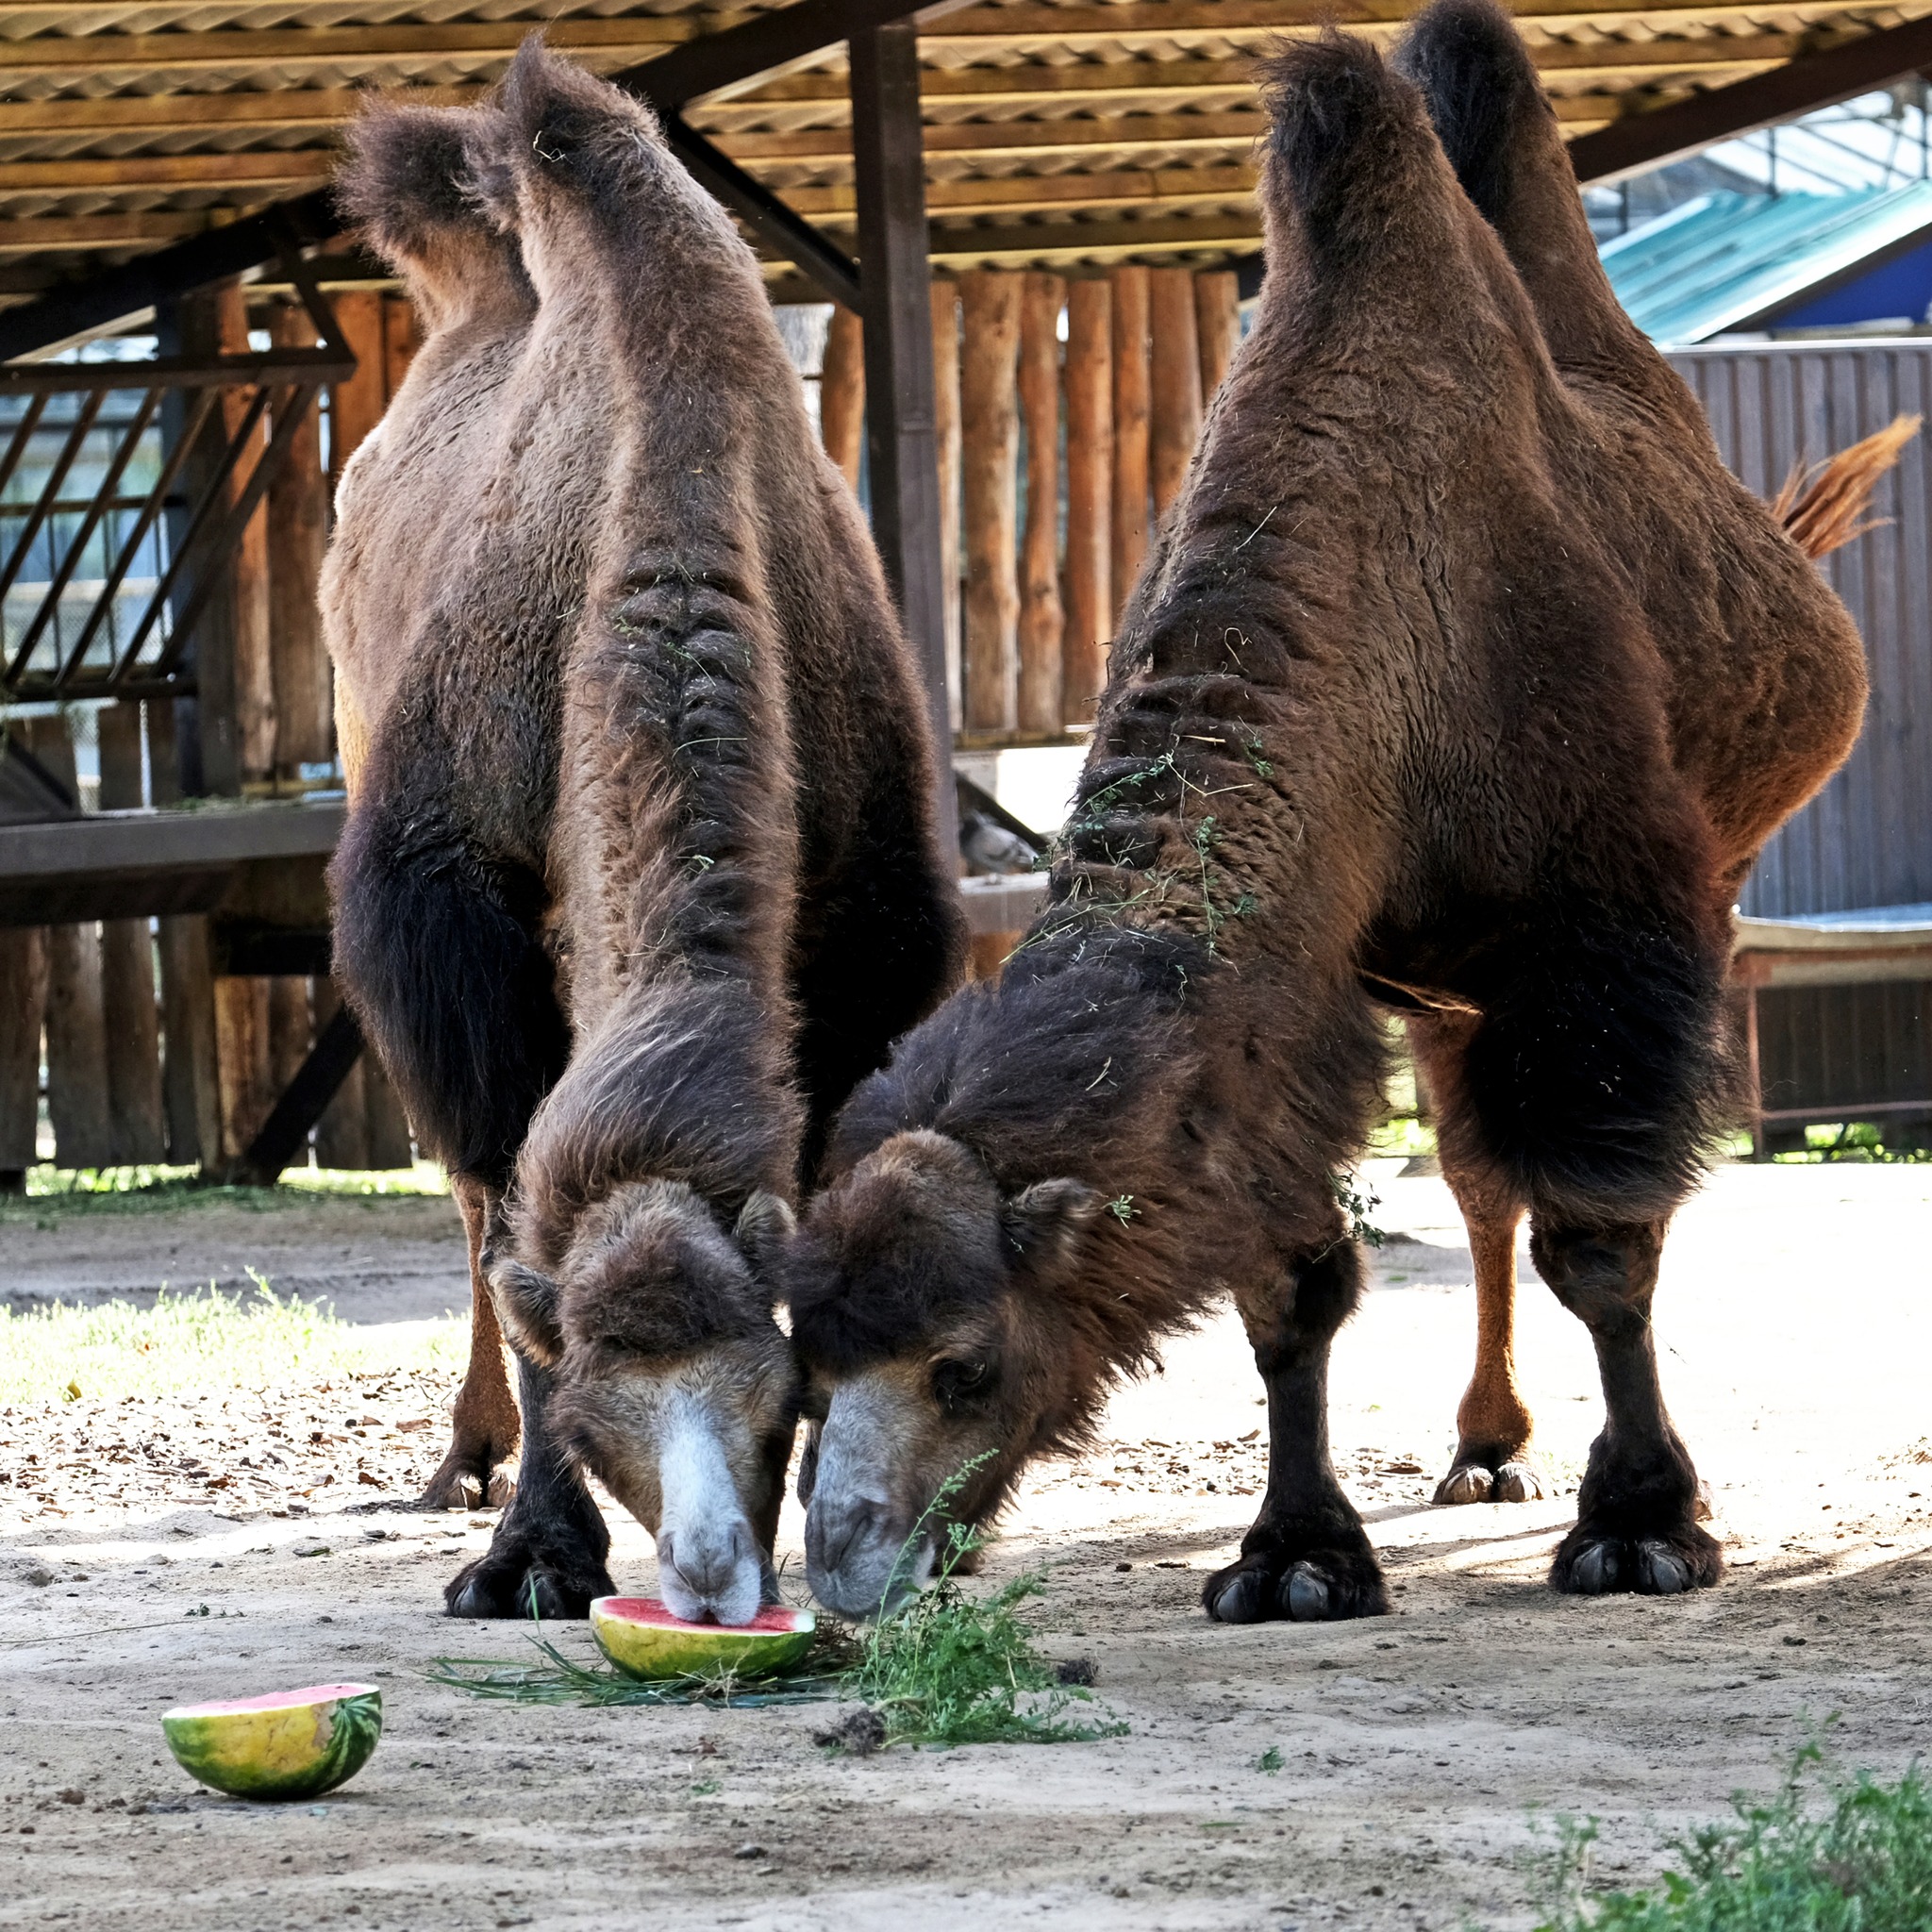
left=1, top=0, right=957, bottom=363
left=0, top=191, right=337, bottom=363
left=660, top=112, right=860, bottom=309
left=224, top=1002, right=364, bottom=1186
left=852, top=18, right=959, bottom=865
left=1569, top=14, right=1932, bottom=183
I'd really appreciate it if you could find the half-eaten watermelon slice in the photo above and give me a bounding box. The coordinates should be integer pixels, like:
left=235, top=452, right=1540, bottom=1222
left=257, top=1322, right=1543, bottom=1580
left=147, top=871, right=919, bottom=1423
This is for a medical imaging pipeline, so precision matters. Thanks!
left=161, top=1683, right=381, bottom=1800
left=590, top=1598, right=815, bottom=1681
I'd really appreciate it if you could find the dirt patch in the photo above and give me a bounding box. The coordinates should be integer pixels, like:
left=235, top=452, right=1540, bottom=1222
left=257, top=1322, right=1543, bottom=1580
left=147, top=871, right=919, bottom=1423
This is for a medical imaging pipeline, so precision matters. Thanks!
left=1, top=1162, right=1928, bottom=1930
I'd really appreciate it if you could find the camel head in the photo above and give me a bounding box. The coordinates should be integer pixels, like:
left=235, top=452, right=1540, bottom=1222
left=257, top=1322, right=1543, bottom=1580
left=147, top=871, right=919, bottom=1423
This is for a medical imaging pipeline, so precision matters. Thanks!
left=488, top=1183, right=799, bottom=1626
left=783, top=1130, right=1103, bottom=1618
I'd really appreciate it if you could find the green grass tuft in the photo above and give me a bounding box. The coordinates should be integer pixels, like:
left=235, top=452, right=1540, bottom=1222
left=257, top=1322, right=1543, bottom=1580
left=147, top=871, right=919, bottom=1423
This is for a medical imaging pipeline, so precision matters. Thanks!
left=1526, top=1748, right=1932, bottom=1931
left=0, top=1278, right=463, bottom=1404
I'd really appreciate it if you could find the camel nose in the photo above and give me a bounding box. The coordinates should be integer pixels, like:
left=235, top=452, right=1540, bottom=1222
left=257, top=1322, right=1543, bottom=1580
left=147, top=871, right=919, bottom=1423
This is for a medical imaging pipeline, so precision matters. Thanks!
left=658, top=1518, right=762, bottom=1627
left=805, top=1494, right=885, bottom=1579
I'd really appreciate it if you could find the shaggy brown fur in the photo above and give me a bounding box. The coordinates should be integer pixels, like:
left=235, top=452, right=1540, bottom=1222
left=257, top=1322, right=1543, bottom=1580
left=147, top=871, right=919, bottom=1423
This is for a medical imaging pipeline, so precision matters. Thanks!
left=1392, top=0, right=1880, bottom=1507
left=784, top=3, right=1869, bottom=1624
left=322, top=40, right=961, bottom=1617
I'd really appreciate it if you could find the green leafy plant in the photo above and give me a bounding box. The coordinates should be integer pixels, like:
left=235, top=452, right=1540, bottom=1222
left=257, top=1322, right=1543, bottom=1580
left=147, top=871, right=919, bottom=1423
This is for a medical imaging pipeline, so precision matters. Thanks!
left=1257, top=1745, right=1284, bottom=1774
left=1329, top=1170, right=1387, bottom=1249
left=1524, top=1746, right=1932, bottom=1931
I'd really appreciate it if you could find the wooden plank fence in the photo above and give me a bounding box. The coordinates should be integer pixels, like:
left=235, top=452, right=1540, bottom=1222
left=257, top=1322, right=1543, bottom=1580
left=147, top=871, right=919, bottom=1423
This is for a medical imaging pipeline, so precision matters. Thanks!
left=1, top=283, right=417, bottom=1182
left=814, top=267, right=1242, bottom=744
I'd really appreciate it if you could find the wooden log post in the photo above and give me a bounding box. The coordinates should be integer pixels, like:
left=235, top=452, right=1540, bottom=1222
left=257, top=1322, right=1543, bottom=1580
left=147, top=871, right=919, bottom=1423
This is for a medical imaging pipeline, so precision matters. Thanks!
left=1150, top=266, right=1204, bottom=520
left=852, top=16, right=959, bottom=861
left=144, top=697, right=222, bottom=1166
left=930, top=278, right=964, bottom=732
left=1108, top=265, right=1151, bottom=626
left=327, top=289, right=417, bottom=1170
left=821, top=303, right=866, bottom=494
left=95, top=701, right=166, bottom=1164
left=960, top=270, right=1022, bottom=737
left=1016, top=272, right=1066, bottom=736
left=313, top=978, right=371, bottom=1172
left=0, top=929, right=47, bottom=1186
left=267, top=303, right=333, bottom=1168
left=1062, top=277, right=1113, bottom=727
left=25, top=716, right=112, bottom=1170
left=208, top=283, right=278, bottom=1165
left=1194, top=269, right=1241, bottom=403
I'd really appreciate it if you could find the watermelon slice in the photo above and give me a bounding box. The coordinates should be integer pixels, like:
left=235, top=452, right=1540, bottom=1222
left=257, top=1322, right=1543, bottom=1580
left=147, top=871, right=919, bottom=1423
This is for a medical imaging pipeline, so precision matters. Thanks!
left=160, top=1683, right=381, bottom=1800
left=590, top=1597, right=815, bottom=1681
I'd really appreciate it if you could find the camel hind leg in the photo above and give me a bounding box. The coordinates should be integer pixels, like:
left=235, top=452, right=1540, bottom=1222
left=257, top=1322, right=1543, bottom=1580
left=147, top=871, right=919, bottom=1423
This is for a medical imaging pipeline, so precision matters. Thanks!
left=417, top=1176, right=522, bottom=1510
left=1407, top=1011, right=1543, bottom=1506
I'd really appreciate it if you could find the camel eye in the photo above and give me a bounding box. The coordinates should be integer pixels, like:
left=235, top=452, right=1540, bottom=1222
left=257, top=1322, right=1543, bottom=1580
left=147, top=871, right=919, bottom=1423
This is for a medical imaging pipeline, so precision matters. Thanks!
left=932, top=1358, right=991, bottom=1408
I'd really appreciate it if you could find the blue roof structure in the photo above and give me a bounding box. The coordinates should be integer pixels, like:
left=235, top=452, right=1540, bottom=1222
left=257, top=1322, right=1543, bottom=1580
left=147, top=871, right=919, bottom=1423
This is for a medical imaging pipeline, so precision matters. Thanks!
left=1600, top=185, right=1932, bottom=344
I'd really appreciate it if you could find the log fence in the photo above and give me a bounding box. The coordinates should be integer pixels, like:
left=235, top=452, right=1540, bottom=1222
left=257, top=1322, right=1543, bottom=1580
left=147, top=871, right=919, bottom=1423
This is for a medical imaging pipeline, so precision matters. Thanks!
left=814, top=265, right=1241, bottom=744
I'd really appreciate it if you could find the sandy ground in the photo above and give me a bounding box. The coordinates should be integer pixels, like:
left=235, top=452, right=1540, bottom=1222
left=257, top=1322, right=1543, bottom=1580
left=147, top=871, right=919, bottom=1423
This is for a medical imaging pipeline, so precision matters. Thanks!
left=1, top=1159, right=1928, bottom=1931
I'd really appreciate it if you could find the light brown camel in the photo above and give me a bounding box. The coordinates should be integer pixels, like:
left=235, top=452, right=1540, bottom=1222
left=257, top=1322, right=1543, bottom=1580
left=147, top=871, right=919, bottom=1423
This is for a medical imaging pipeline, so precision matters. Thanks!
left=321, top=41, right=961, bottom=1618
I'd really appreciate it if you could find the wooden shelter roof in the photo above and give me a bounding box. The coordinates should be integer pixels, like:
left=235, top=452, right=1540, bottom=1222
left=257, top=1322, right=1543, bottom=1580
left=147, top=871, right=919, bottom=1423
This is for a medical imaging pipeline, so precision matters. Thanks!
left=6, top=0, right=1932, bottom=309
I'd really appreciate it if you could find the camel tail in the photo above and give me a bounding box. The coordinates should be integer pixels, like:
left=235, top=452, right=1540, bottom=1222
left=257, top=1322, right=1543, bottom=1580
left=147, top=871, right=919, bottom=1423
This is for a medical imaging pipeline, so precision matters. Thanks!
left=1257, top=32, right=1418, bottom=242
left=1772, top=414, right=1922, bottom=559
left=335, top=99, right=486, bottom=273
left=1393, top=0, right=1551, bottom=224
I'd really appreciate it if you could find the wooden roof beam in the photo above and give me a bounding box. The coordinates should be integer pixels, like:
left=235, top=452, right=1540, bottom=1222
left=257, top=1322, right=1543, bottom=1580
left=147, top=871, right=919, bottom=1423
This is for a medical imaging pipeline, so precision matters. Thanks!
left=1569, top=11, right=1932, bottom=181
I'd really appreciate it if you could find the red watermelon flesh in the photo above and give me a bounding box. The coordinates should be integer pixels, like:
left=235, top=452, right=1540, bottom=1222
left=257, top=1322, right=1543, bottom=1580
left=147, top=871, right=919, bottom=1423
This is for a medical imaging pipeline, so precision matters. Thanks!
left=597, top=1600, right=808, bottom=1632
left=169, top=1683, right=375, bottom=1716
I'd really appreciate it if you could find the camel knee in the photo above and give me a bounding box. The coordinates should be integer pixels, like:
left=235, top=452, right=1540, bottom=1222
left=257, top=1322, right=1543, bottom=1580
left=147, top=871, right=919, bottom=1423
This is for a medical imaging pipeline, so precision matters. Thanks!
left=1531, top=1220, right=1664, bottom=1340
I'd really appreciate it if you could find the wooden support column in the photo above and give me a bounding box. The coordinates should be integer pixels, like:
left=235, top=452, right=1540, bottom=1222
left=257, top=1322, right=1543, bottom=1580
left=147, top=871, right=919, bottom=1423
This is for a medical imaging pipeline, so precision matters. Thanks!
left=144, top=697, right=221, bottom=1167
left=821, top=304, right=866, bottom=492
left=0, top=928, right=47, bottom=1184
left=313, top=977, right=371, bottom=1172
left=1108, top=265, right=1151, bottom=625
left=326, top=287, right=418, bottom=1168
left=1062, top=276, right=1112, bottom=726
left=1016, top=271, right=1065, bottom=737
left=851, top=16, right=958, bottom=861
left=25, top=717, right=112, bottom=1170
left=267, top=303, right=332, bottom=1164
left=1194, top=269, right=1241, bottom=402
left=959, top=270, right=1022, bottom=737
left=930, top=278, right=963, bottom=730
left=95, top=702, right=165, bottom=1165
left=1150, top=266, right=1203, bottom=519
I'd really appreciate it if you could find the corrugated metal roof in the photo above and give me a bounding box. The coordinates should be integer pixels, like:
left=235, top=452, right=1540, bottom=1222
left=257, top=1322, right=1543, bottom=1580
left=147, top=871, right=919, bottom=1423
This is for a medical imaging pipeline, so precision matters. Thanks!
left=1602, top=182, right=1932, bottom=341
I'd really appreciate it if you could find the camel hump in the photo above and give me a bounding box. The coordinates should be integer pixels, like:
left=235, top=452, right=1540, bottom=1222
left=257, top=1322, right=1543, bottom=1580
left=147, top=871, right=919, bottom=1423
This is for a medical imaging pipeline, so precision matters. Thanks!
left=336, top=99, right=491, bottom=273
left=469, top=34, right=665, bottom=226
left=1257, top=32, right=1427, bottom=241
left=1392, top=0, right=1545, bottom=226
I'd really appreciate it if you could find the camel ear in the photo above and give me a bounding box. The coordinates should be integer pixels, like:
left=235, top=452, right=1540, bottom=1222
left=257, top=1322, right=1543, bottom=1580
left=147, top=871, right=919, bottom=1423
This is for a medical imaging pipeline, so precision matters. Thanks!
left=486, top=1253, right=563, bottom=1366
left=734, top=1190, right=798, bottom=1282
left=1001, top=1177, right=1103, bottom=1283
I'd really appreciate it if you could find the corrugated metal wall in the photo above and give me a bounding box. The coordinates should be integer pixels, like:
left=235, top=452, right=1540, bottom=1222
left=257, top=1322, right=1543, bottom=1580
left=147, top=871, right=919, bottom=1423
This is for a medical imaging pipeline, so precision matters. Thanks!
left=1669, top=341, right=1932, bottom=916
left=1669, top=341, right=1931, bottom=1136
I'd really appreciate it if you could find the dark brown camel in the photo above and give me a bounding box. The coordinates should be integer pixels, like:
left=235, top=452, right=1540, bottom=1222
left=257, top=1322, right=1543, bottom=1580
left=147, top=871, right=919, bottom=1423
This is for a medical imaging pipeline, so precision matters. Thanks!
left=321, top=41, right=961, bottom=1620
left=1391, top=0, right=1902, bottom=1507
left=781, top=2, right=1870, bottom=1624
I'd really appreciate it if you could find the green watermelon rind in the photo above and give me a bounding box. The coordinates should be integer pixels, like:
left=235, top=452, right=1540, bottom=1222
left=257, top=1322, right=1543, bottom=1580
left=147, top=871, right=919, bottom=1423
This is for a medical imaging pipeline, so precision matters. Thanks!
left=161, top=1690, right=382, bottom=1800
left=590, top=1600, right=816, bottom=1682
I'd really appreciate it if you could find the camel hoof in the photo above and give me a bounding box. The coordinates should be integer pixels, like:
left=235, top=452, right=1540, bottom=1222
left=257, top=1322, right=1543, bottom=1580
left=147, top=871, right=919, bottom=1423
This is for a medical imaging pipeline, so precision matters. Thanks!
left=1567, top=1541, right=1620, bottom=1594
left=1433, top=1464, right=1494, bottom=1506
left=1284, top=1564, right=1331, bottom=1622
left=1693, top=1480, right=1715, bottom=1524
left=486, top=1469, right=518, bottom=1508
left=1637, top=1541, right=1692, bottom=1594
left=1493, top=1461, right=1543, bottom=1504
